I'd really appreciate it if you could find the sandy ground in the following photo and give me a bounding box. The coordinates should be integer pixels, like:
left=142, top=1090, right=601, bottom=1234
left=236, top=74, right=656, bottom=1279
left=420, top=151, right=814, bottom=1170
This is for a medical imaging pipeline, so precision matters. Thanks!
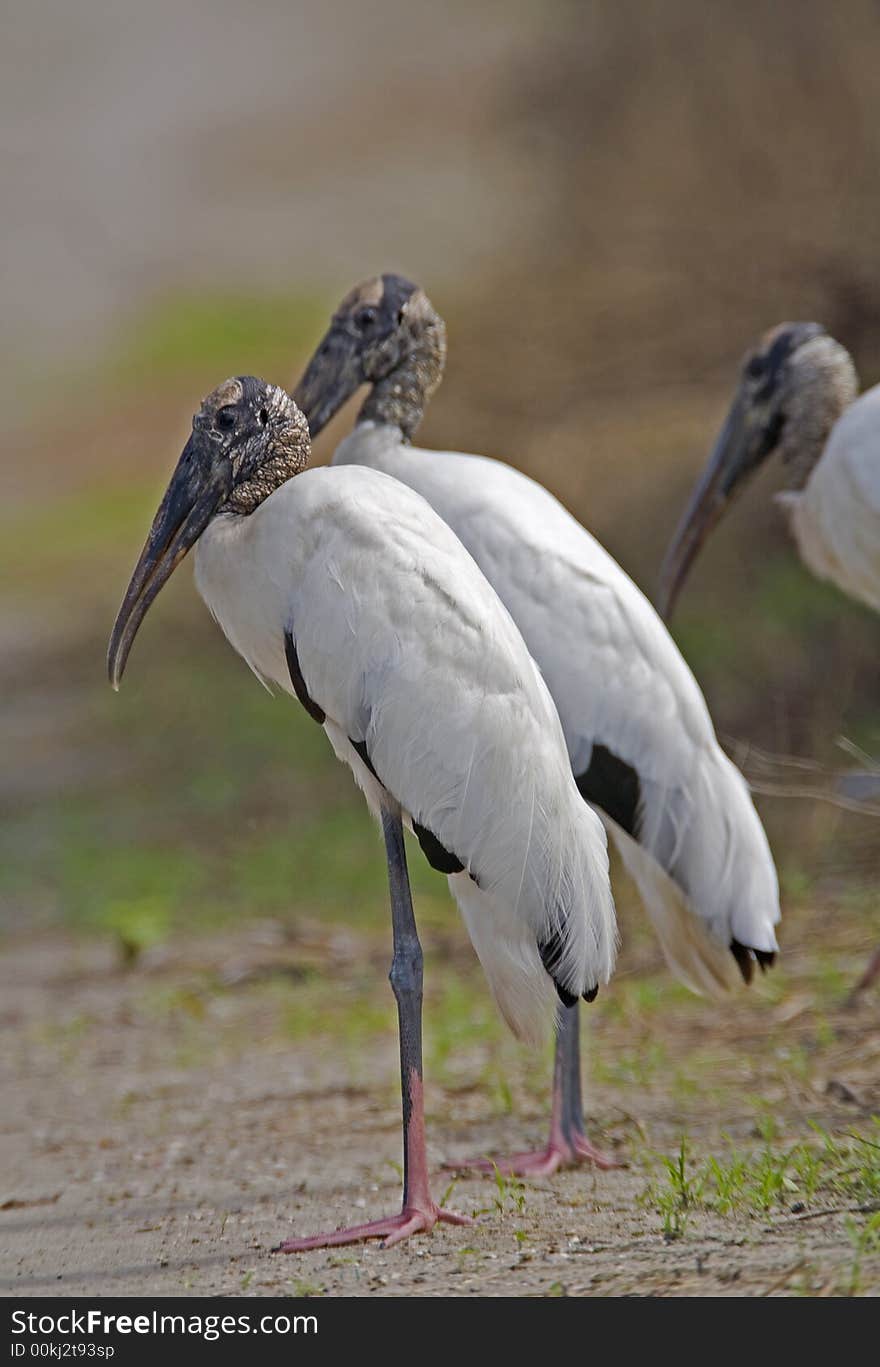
left=2, top=914, right=878, bottom=1299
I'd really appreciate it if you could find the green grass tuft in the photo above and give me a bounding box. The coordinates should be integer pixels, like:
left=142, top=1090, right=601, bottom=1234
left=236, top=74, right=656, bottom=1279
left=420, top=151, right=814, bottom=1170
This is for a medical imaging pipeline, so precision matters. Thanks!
left=642, top=1122, right=880, bottom=1238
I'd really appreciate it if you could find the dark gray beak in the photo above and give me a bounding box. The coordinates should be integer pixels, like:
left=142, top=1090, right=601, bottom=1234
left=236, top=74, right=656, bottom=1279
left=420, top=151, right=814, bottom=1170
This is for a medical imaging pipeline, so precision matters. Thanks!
left=107, top=429, right=232, bottom=689
left=658, top=391, right=775, bottom=620
left=294, top=325, right=363, bottom=438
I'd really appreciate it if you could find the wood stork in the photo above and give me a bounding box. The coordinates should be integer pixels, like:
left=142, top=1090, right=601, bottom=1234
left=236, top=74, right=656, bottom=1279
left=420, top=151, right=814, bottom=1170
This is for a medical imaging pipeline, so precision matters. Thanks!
left=659, top=320, right=879, bottom=995
left=658, top=322, right=875, bottom=618
left=107, top=377, right=617, bottom=1249
left=293, top=274, right=781, bottom=1177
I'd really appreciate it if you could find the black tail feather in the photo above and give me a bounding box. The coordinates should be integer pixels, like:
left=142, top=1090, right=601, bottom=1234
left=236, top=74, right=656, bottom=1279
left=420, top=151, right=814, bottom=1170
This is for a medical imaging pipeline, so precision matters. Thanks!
left=538, top=928, right=599, bottom=1007
left=730, top=939, right=754, bottom=984
left=730, top=939, right=777, bottom=985
left=538, top=928, right=578, bottom=1007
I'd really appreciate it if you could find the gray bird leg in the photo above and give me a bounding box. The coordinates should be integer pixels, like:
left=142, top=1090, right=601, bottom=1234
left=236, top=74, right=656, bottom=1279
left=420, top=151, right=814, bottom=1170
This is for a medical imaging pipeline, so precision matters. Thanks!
left=276, top=802, right=470, bottom=1250
left=448, top=1001, right=621, bottom=1177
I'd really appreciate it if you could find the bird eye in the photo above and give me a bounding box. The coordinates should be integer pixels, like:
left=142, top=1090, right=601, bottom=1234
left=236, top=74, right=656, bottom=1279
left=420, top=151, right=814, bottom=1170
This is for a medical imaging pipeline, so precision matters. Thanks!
left=258, top=407, right=269, bottom=427
left=354, top=306, right=377, bottom=332
left=745, top=354, right=766, bottom=381
left=215, top=406, right=238, bottom=431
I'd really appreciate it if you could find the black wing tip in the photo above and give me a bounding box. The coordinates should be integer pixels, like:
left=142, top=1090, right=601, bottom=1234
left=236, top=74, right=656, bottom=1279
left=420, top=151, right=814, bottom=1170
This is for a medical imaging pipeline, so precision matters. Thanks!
left=730, top=940, right=753, bottom=984
left=539, top=927, right=596, bottom=1008
left=730, top=939, right=778, bottom=984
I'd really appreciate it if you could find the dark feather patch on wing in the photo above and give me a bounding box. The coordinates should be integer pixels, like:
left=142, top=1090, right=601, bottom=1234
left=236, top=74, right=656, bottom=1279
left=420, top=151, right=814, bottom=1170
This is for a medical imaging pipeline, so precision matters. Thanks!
left=345, top=735, right=464, bottom=875
left=575, top=744, right=641, bottom=837
left=755, top=948, right=776, bottom=972
left=412, top=821, right=464, bottom=874
left=284, top=631, right=325, bottom=724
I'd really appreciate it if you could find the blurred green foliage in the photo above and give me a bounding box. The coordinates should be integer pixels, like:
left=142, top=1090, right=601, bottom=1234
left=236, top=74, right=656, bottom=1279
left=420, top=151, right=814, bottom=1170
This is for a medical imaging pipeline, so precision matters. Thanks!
left=112, top=290, right=327, bottom=390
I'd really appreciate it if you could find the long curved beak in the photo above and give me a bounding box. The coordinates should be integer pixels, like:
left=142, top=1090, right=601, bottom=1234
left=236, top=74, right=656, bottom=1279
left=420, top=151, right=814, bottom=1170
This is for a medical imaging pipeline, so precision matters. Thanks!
left=658, top=391, right=769, bottom=620
left=293, top=326, right=363, bottom=439
left=107, top=430, right=232, bottom=689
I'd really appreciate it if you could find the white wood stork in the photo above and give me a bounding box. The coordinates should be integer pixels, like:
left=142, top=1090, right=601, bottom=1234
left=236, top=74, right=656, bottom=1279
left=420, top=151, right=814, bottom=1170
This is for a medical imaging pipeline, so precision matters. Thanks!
left=107, top=377, right=616, bottom=1249
left=659, top=321, right=876, bottom=617
left=659, top=320, right=879, bottom=994
left=293, top=274, right=781, bottom=1176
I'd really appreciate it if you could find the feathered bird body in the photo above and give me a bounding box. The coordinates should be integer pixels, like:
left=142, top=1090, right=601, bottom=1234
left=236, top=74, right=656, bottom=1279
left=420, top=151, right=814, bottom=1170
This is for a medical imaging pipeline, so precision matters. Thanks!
left=195, top=462, right=616, bottom=1041
left=332, top=423, right=780, bottom=991
left=781, top=384, right=880, bottom=615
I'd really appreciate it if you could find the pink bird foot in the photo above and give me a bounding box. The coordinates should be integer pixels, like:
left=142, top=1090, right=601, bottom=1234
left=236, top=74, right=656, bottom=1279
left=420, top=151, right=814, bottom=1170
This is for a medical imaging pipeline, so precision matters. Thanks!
left=447, top=1002, right=625, bottom=1179
left=274, top=1200, right=472, bottom=1252
left=447, top=1128, right=622, bottom=1178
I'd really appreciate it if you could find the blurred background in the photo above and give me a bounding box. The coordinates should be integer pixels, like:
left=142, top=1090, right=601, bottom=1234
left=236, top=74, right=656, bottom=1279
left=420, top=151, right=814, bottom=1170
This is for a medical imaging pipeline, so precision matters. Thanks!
left=2, top=1, right=878, bottom=1037
left=3, top=0, right=877, bottom=950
